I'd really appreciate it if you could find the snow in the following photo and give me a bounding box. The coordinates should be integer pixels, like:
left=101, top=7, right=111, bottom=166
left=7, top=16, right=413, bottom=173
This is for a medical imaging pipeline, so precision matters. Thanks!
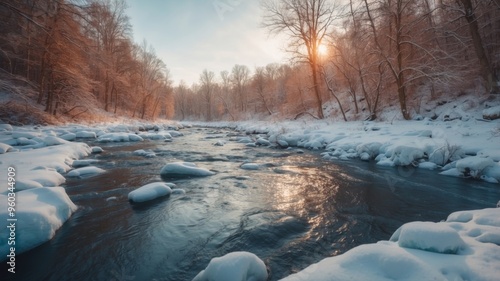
left=0, top=186, right=77, bottom=256
left=0, top=140, right=91, bottom=194
left=75, top=130, right=96, bottom=138
left=72, top=159, right=99, bottom=167
left=191, top=115, right=500, bottom=184
left=193, top=251, right=268, bottom=281
left=160, top=162, right=215, bottom=178
left=240, top=163, right=260, bottom=170
left=67, top=166, right=105, bottom=178
left=482, top=105, right=500, bottom=120
left=0, top=142, right=12, bottom=154
left=390, top=222, right=465, bottom=254
left=133, top=149, right=156, bottom=158
left=455, top=156, right=495, bottom=178
left=128, top=182, right=172, bottom=203
left=97, top=132, right=144, bottom=143
left=279, top=208, right=500, bottom=281
left=91, top=146, right=103, bottom=153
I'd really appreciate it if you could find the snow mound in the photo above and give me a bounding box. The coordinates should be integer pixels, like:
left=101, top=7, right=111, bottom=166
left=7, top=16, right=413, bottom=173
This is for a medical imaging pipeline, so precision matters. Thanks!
left=133, top=149, right=156, bottom=158
left=91, top=146, right=103, bottom=153
left=390, top=221, right=465, bottom=254
left=482, top=105, right=500, bottom=120
left=160, top=162, right=215, bottom=178
left=240, top=163, right=260, bottom=170
left=72, top=159, right=99, bottom=167
left=128, top=182, right=172, bottom=203
left=193, top=251, right=268, bottom=281
left=0, top=143, right=12, bottom=154
left=75, top=131, right=96, bottom=138
left=390, top=145, right=424, bottom=166
left=97, top=132, right=144, bottom=143
left=0, top=187, right=77, bottom=257
left=67, top=166, right=105, bottom=178
left=42, top=136, right=68, bottom=146
left=59, top=133, right=76, bottom=141
left=456, top=156, right=494, bottom=178
left=281, top=208, right=500, bottom=281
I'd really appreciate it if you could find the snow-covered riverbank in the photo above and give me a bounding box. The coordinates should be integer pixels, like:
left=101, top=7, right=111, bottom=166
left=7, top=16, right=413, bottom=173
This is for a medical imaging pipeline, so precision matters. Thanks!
left=0, top=118, right=499, bottom=280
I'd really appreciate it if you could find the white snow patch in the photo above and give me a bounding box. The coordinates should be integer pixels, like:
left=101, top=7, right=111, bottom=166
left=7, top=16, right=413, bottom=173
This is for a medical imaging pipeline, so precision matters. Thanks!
left=193, top=251, right=268, bottom=281
left=0, top=143, right=12, bottom=154
left=240, top=163, right=260, bottom=170
left=390, top=221, right=465, bottom=254
left=281, top=208, right=500, bottom=281
left=482, top=105, right=500, bottom=120
left=160, top=162, right=215, bottom=178
left=128, top=182, right=172, bottom=203
left=456, top=156, right=494, bottom=178
left=72, top=159, right=99, bottom=168
left=0, top=187, right=77, bottom=257
left=67, top=166, right=105, bottom=178
left=75, top=131, right=96, bottom=138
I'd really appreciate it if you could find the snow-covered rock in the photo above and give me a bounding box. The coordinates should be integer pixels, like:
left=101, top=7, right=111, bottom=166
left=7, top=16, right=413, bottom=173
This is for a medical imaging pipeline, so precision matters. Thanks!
left=193, top=252, right=268, bottom=281
left=67, top=166, right=105, bottom=178
left=59, top=133, right=76, bottom=141
left=91, top=146, right=103, bottom=153
left=12, top=131, right=40, bottom=139
left=390, top=221, right=465, bottom=254
left=0, top=142, right=12, bottom=154
left=75, top=131, right=96, bottom=138
left=133, top=149, right=156, bottom=158
left=390, top=145, right=424, bottom=166
left=456, top=156, right=494, bottom=178
left=160, top=162, right=215, bottom=178
left=256, top=137, right=271, bottom=146
left=0, top=187, right=77, bottom=257
left=0, top=124, right=13, bottom=131
left=97, top=132, right=144, bottom=143
left=482, top=105, right=500, bottom=120
left=282, top=208, right=500, bottom=281
left=128, top=182, right=172, bottom=203
left=240, top=163, right=260, bottom=170
left=72, top=159, right=99, bottom=168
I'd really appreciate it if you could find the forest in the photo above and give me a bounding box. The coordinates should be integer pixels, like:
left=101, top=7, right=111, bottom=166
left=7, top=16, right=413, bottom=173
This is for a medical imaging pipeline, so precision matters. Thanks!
left=0, top=0, right=499, bottom=123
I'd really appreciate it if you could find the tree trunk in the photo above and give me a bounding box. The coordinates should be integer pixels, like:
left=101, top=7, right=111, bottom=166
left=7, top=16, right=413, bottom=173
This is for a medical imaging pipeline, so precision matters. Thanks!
left=311, top=62, right=325, bottom=119
left=460, top=0, right=496, bottom=93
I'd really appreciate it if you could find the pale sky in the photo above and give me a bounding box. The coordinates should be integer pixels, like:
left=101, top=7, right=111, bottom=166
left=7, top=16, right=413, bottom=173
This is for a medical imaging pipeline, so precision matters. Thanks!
left=125, top=0, right=288, bottom=86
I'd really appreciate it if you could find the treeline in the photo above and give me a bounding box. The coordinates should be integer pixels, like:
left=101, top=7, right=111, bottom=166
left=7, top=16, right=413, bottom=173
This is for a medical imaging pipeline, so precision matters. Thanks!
left=0, top=0, right=173, bottom=120
left=1, top=0, right=499, bottom=122
left=175, top=0, right=500, bottom=121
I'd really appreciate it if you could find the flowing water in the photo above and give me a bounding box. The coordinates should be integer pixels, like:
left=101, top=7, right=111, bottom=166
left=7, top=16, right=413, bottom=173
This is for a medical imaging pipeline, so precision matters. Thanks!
left=4, top=127, right=500, bottom=281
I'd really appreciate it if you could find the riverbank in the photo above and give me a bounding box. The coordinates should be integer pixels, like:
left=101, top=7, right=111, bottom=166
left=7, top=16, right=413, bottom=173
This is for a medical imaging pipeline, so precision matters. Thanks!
left=0, top=119, right=499, bottom=280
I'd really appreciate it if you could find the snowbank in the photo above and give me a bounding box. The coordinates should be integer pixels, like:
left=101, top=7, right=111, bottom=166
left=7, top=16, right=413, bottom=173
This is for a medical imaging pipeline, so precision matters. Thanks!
left=280, top=208, right=500, bottom=281
left=0, top=141, right=91, bottom=193
left=0, top=187, right=77, bottom=258
left=193, top=251, right=268, bottom=281
left=67, top=166, right=106, bottom=178
left=128, top=182, right=172, bottom=203
left=160, top=162, right=215, bottom=178
left=190, top=116, right=500, bottom=184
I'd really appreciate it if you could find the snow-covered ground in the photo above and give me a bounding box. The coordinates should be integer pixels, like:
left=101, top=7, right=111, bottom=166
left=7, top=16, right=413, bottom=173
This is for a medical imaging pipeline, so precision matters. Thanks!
left=0, top=116, right=499, bottom=279
left=189, top=116, right=500, bottom=184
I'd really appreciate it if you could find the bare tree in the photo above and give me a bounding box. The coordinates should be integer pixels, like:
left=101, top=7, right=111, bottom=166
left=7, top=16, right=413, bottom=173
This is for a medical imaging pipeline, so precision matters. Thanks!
left=253, top=66, right=273, bottom=115
left=262, top=0, right=343, bottom=119
left=200, top=69, right=215, bottom=121
left=231, top=64, right=250, bottom=112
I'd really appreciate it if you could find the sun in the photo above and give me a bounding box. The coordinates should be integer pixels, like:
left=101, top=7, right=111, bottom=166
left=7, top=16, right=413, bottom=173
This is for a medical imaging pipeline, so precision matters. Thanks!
left=317, top=44, right=328, bottom=56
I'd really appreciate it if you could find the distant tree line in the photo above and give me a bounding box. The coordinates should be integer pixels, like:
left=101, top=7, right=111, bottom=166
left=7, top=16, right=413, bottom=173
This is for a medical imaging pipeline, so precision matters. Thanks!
left=0, top=0, right=173, bottom=120
left=175, top=0, right=500, bottom=121
left=1, top=0, right=499, bottom=122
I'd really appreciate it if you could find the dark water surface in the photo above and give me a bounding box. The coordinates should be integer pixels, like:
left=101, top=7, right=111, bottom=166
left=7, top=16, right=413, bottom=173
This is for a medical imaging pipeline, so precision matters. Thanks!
left=4, top=127, right=499, bottom=281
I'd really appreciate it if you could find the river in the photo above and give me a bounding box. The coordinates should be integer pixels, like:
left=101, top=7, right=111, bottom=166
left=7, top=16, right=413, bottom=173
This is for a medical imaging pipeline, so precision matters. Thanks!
left=4, top=127, right=499, bottom=281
